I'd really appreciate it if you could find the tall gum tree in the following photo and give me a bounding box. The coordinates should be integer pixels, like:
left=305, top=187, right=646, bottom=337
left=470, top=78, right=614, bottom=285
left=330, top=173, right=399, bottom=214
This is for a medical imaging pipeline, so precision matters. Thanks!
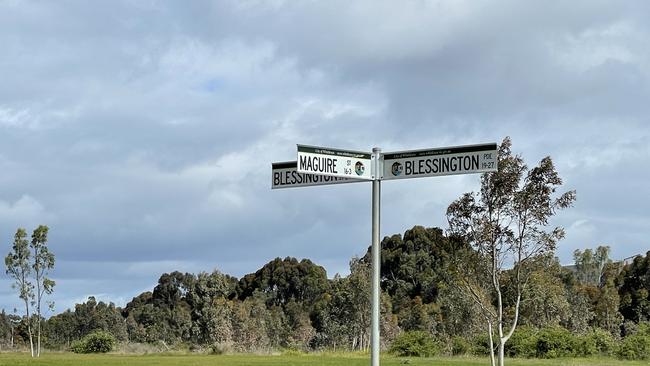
left=5, top=228, right=35, bottom=357
left=4, top=226, right=55, bottom=357
left=446, top=137, right=576, bottom=366
left=31, top=225, right=55, bottom=357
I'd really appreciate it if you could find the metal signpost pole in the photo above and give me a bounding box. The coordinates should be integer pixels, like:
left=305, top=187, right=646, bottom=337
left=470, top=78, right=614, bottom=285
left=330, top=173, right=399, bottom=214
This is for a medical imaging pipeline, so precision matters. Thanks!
left=371, top=147, right=381, bottom=366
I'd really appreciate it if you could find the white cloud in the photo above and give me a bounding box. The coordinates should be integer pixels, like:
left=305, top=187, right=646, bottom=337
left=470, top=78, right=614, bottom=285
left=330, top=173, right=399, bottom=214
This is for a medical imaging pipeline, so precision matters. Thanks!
left=0, top=104, right=81, bottom=130
left=550, top=21, right=640, bottom=72
left=0, top=195, right=49, bottom=226
left=0, top=106, right=32, bottom=128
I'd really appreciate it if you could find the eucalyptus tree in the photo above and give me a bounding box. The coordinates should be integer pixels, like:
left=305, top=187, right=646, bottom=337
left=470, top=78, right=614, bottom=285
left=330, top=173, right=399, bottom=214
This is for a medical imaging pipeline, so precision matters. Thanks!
left=5, top=226, right=56, bottom=357
left=513, top=256, right=571, bottom=328
left=446, top=137, right=576, bottom=366
left=573, top=246, right=611, bottom=287
left=369, top=226, right=449, bottom=312
left=30, top=225, right=55, bottom=357
left=618, top=251, right=650, bottom=322
left=5, top=228, right=35, bottom=357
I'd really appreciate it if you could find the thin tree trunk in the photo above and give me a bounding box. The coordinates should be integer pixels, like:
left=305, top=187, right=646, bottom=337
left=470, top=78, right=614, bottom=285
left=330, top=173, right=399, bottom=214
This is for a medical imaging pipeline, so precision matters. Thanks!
left=495, top=259, right=504, bottom=366
left=498, top=340, right=505, bottom=366
left=487, top=321, right=496, bottom=366
left=35, top=245, right=42, bottom=357
left=37, top=315, right=41, bottom=357
left=24, top=299, right=34, bottom=357
left=497, top=320, right=504, bottom=366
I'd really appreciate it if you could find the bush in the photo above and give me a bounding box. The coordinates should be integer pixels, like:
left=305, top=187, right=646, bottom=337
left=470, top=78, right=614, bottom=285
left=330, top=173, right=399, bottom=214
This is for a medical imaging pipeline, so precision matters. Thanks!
left=71, top=331, right=117, bottom=353
left=389, top=331, right=439, bottom=357
left=534, top=327, right=576, bottom=358
left=638, top=322, right=650, bottom=336
left=617, top=335, right=650, bottom=360
left=465, top=326, right=623, bottom=359
left=470, top=334, right=492, bottom=356
left=574, top=328, right=616, bottom=357
left=210, top=343, right=234, bottom=355
left=501, top=326, right=616, bottom=358
left=451, top=336, right=470, bottom=355
left=504, top=326, right=537, bottom=358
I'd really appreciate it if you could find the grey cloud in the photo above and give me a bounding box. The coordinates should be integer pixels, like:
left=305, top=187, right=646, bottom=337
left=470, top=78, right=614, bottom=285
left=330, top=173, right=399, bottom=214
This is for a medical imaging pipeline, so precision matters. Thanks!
left=1, top=1, right=649, bottom=312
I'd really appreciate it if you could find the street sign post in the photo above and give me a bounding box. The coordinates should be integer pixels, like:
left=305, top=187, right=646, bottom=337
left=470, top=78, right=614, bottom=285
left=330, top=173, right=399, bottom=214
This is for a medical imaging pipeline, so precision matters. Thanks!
left=272, top=161, right=363, bottom=189
left=273, top=142, right=498, bottom=366
left=297, top=144, right=374, bottom=180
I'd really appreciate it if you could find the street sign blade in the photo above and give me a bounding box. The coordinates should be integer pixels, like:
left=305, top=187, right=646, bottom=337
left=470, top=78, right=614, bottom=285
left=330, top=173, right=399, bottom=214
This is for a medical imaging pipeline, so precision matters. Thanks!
left=382, top=142, right=498, bottom=180
left=272, top=161, right=365, bottom=189
left=296, top=144, right=373, bottom=180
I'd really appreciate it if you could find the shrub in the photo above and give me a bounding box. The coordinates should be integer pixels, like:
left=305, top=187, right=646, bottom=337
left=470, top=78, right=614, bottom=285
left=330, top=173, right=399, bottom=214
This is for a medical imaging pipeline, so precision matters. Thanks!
left=210, top=343, right=233, bottom=355
left=534, top=327, right=576, bottom=358
left=638, top=322, right=650, bottom=336
left=575, top=328, right=616, bottom=357
left=451, top=336, right=470, bottom=356
left=617, top=334, right=650, bottom=360
left=622, top=320, right=639, bottom=337
left=389, top=331, right=439, bottom=357
left=504, top=326, right=537, bottom=358
left=470, top=334, right=492, bottom=356
left=71, top=331, right=117, bottom=354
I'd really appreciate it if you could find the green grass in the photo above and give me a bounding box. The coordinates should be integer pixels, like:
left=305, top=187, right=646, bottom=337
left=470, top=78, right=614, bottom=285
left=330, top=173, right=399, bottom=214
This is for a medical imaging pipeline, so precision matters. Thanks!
left=0, top=353, right=646, bottom=366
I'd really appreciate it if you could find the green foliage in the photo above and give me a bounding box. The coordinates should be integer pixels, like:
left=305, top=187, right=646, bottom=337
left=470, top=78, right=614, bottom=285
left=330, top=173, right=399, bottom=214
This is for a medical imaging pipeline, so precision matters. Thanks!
left=437, top=284, right=484, bottom=339
left=1, top=353, right=649, bottom=365
left=638, top=322, right=650, bottom=336
left=70, top=331, right=116, bottom=353
left=396, top=296, right=438, bottom=333
left=237, top=257, right=329, bottom=307
left=565, top=290, right=595, bottom=333
left=618, top=251, right=650, bottom=323
left=14, top=223, right=638, bottom=358
left=534, top=327, right=577, bottom=358
left=313, top=258, right=372, bottom=352
left=515, top=257, right=571, bottom=329
left=389, top=331, right=439, bottom=357
left=616, top=334, right=650, bottom=360
left=469, top=334, right=492, bottom=356
left=371, top=226, right=452, bottom=311
left=4, top=228, right=35, bottom=352
left=46, top=296, right=127, bottom=349
left=503, top=326, right=617, bottom=359
left=573, top=246, right=611, bottom=287
left=594, top=281, right=623, bottom=334
left=504, top=326, right=538, bottom=358
left=451, top=336, right=470, bottom=355
left=446, top=137, right=577, bottom=365
left=579, top=328, right=617, bottom=357
left=5, top=228, right=33, bottom=303
left=616, top=322, right=650, bottom=360
left=5, top=225, right=57, bottom=356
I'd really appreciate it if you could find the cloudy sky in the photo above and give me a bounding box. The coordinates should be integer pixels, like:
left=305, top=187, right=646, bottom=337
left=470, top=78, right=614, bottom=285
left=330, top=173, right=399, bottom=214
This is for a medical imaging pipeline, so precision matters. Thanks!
left=1, top=0, right=649, bottom=314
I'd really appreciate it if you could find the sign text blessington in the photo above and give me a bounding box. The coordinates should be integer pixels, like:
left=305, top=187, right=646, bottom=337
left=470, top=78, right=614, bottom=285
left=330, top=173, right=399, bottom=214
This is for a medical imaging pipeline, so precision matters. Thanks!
left=271, top=161, right=361, bottom=189
left=297, top=144, right=373, bottom=180
left=382, top=143, right=498, bottom=180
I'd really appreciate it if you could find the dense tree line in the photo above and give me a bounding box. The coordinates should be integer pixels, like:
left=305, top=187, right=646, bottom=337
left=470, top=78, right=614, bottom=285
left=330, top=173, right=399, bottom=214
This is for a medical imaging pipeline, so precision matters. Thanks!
left=1, top=226, right=648, bottom=355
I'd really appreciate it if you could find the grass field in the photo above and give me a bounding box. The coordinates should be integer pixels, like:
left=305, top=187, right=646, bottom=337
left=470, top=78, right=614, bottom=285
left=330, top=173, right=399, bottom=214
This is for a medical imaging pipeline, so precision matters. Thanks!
left=0, top=353, right=646, bottom=366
